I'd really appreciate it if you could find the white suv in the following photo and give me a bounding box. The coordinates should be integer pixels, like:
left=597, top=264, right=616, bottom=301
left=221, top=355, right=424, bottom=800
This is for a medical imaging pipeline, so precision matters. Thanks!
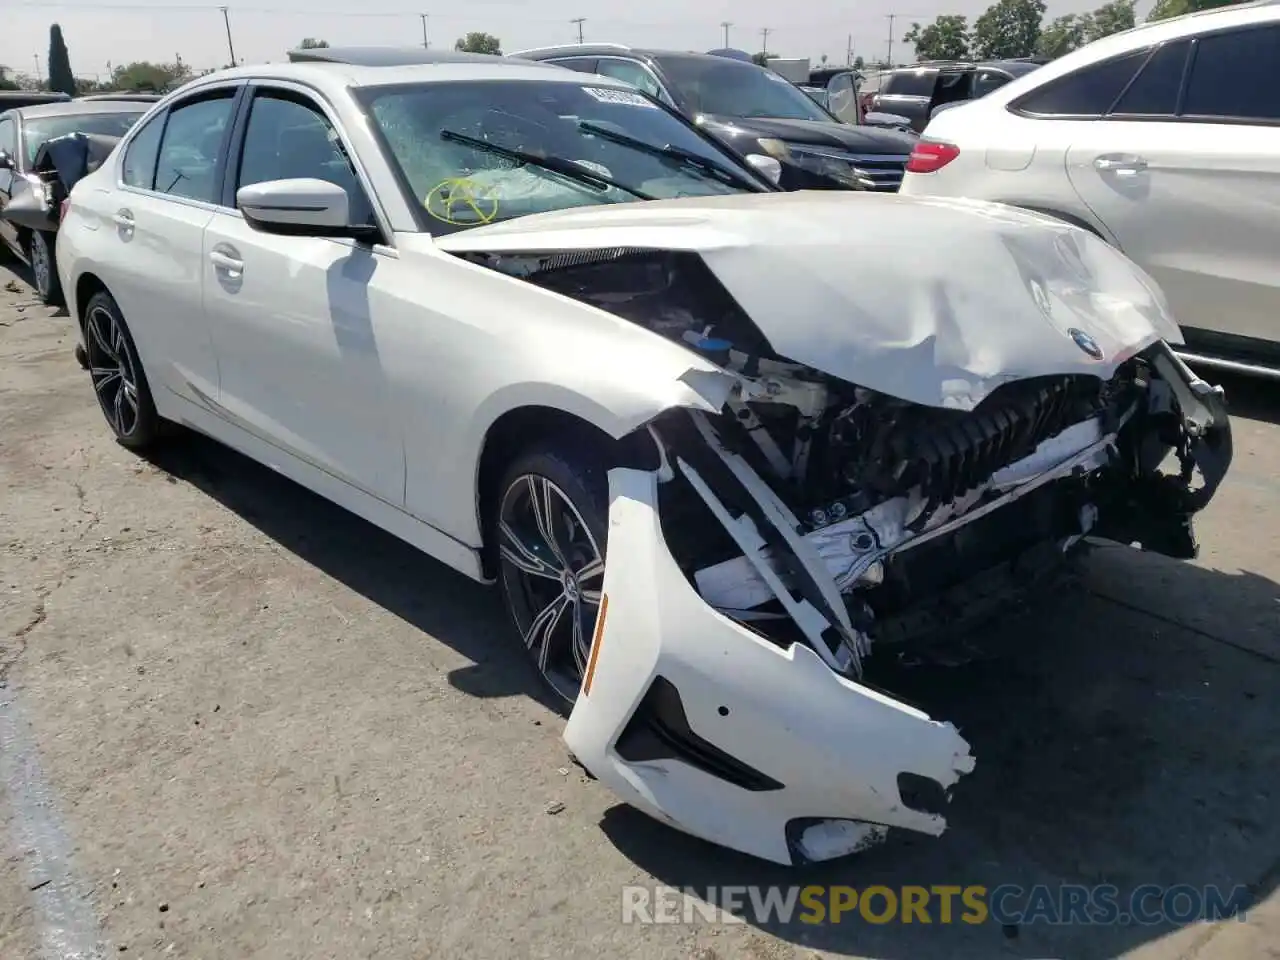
left=899, top=1, right=1280, bottom=377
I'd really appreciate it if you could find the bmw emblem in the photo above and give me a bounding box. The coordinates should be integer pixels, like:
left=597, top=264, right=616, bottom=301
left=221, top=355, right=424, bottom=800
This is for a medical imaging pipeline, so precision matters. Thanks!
left=1068, top=328, right=1104, bottom=360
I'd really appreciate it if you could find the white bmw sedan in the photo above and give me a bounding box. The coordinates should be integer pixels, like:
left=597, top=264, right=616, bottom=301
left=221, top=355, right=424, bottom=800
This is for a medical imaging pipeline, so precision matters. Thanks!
left=57, top=53, right=1232, bottom=866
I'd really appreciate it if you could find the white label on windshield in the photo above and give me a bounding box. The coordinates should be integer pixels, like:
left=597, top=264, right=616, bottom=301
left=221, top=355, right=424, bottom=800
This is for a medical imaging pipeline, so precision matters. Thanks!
left=582, top=86, right=658, bottom=107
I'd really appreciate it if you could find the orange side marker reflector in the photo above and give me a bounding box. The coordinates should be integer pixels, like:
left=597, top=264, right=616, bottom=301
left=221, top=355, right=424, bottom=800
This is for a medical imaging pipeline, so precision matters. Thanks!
left=582, top=593, right=609, bottom=696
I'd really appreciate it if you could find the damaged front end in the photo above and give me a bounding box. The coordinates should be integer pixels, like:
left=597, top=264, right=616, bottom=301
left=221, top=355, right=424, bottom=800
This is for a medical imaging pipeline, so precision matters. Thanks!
left=458, top=243, right=1232, bottom=866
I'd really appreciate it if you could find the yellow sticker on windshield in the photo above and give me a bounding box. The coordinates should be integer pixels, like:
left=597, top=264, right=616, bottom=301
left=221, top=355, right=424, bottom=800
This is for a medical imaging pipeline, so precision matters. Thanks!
left=425, top=177, right=500, bottom=225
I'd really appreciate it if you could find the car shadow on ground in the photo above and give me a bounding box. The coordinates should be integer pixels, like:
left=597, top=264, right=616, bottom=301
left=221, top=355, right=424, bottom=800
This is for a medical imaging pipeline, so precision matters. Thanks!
left=142, top=424, right=1280, bottom=960
left=141, top=433, right=567, bottom=717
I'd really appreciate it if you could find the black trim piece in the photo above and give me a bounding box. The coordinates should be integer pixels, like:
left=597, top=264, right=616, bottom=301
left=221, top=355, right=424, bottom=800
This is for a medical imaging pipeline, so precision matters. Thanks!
left=614, top=676, right=785, bottom=792
left=219, top=84, right=252, bottom=209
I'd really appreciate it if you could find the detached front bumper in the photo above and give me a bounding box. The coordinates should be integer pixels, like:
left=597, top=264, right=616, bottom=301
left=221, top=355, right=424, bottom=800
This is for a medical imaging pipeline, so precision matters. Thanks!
left=565, top=467, right=975, bottom=866
left=562, top=343, right=1232, bottom=867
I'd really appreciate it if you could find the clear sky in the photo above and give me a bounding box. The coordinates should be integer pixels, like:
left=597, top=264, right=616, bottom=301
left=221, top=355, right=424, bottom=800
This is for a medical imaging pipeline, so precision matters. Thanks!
left=4, top=0, right=1151, bottom=83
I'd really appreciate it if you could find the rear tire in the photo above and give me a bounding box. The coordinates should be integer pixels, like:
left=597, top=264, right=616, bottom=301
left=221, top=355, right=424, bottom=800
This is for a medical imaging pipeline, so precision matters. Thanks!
left=494, top=442, right=610, bottom=713
left=83, top=290, right=164, bottom=450
left=28, top=231, right=62, bottom=306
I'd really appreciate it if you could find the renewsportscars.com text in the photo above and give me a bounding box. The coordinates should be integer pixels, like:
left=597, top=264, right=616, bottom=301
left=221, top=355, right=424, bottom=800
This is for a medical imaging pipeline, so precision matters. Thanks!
left=621, top=883, right=1251, bottom=926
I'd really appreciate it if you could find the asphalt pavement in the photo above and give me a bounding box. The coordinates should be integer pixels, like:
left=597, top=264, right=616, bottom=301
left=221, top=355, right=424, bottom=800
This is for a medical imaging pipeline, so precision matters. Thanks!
left=1, top=258, right=1277, bottom=960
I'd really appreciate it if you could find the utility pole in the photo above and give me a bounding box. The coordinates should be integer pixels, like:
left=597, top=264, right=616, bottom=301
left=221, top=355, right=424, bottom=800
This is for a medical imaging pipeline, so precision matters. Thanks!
left=846, top=34, right=853, bottom=65
left=885, top=13, right=896, bottom=67
left=33, top=54, right=41, bottom=84
left=571, top=17, right=586, bottom=43
left=419, top=14, right=429, bottom=49
left=220, top=6, right=237, bottom=67
left=720, top=21, right=732, bottom=48
left=759, top=26, right=770, bottom=55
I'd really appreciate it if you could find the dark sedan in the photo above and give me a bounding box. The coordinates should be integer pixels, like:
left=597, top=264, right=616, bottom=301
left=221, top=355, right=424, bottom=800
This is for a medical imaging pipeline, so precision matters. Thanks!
left=0, top=100, right=147, bottom=303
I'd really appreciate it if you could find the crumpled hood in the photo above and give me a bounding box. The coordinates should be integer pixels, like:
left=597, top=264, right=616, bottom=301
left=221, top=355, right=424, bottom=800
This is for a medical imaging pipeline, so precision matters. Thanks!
left=435, top=191, right=1183, bottom=409
left=699, top=114, right=918, bottom=154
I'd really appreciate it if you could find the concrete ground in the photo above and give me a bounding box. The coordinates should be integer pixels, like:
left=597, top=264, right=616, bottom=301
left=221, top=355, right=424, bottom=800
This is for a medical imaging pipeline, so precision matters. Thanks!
left=0, top=257, right=1277, bottom=960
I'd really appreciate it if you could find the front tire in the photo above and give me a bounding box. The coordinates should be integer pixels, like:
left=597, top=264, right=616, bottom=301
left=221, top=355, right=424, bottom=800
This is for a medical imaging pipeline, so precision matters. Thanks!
left=28, top=231, right=62, bottom=306
left=83, top=290, right=164, bottom=450
left=495, top=443, right=610, bottom=712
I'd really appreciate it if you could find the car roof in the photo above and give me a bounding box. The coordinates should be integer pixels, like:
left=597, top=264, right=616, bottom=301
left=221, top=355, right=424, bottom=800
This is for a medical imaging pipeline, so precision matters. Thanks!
left=16, top=100, right=149, bottom=120
left=511, top=44, right=739, bottom=65
left=287, top=46, right=561, bottom=69
left=167, top=58, right=635, bottom=102
left=76, top=92, right=164, bottom=102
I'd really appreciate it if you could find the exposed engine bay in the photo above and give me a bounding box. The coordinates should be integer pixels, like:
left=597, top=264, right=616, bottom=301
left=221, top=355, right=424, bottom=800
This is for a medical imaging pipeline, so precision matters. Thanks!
left=460, top=246, right=1233, bottom=680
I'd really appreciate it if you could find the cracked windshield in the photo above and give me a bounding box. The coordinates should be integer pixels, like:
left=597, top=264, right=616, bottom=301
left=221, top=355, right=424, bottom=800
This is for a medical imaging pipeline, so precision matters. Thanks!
left=362, top=79, right=757, bottom=233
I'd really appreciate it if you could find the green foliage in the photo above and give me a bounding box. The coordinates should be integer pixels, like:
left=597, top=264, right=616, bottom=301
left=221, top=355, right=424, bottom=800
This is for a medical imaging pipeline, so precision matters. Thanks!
left=751, top=51, right=776, bottom=66
left=454, top=32, right=501, bottom=55
left=1147, top=0, right=1248, bottom=21
left=0, top=66, right=19, bottom=91
left=110, top=60, right=193, bottom=93
left=970, top=0, right=1047, bottom=59
left=852, top=55, right=865, bottom=70
left=47, top=24, right=77, bottom=97
left=1036, top=0, right=1135, bottom=58
left=903, top=15, right=971, bottom=61
left=299, top=38, right=329, bottom=49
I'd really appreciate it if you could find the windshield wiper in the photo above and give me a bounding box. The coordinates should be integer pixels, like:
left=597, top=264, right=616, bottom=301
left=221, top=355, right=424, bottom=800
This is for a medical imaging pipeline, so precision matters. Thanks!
left=576, top=121, right=763, bottom=190
left=439, top=129, right=654, bottom=201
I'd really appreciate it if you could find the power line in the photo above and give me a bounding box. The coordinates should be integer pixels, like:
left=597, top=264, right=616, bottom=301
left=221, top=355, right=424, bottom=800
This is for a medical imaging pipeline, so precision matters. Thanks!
left=570, top=16, right=585, bottom=43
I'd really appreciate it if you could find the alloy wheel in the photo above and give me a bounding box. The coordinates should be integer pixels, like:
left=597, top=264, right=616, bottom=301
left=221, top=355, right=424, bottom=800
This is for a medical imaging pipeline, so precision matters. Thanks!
left=85, top=304, right=141, bottom=438
left=498, top=474, right=605, bottom=705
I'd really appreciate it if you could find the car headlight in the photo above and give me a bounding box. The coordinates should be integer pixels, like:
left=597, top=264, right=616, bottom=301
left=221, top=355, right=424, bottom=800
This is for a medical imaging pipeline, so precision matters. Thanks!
left=758, top=140, right=873, bottom=189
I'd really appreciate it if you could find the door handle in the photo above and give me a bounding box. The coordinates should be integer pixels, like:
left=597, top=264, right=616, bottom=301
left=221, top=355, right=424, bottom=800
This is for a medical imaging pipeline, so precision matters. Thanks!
left=1094, top=154, right=1148, bottom=175
left=112, top=209, right=134, bottom=230
left=209, top=249, right=244, bottom=276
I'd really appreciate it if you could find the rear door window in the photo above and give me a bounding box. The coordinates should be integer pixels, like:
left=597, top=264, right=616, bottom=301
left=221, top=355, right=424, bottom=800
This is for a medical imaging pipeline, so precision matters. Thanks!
left=121, top=111, right=165, bottom=189
left=1109, top=40, right=1190, bottom=117
left=545, top=57, right=598, bottom=74
left=153, top=93, right=236, bottom=203
left=973, top=69, right=1011, bottom=98
left=1014, top=48, right=1150, bottom=118
left=1182, top=25, right=1280, bottom=121
left=883, top=70, right=935, bottom=96
left=593, top=58, right=664, bottom=99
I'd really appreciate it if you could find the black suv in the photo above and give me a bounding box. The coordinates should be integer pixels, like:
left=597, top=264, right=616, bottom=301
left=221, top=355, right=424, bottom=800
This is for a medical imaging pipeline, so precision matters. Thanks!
left=510, top=44, right=918, bottom=192
left=870, top=58, right=1047, bottom=131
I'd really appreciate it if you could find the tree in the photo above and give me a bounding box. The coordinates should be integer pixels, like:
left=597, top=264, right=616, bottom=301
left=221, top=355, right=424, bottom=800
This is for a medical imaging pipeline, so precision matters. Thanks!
left=1090, top=0, right=1136, bottom=38
left=903, top=15, right=971, bottom=61
left=1147, top=0, right=1245, bottom=21
left=852, top=55, right=865, bottom=70
left=454, top=32, right=501, bottom=55
left=751, top=51, right=776, bottom=66
left=0, top=66, right=19, bottom=91
left=1036, top=13, right=1090, bottom=58
left=47, top=24, right=77, bottom=97
left=299, top=37, right=329, bottom=49
left=971, top=0, right=1047, bottom=59
left=110, top=60, right=192, bottom=92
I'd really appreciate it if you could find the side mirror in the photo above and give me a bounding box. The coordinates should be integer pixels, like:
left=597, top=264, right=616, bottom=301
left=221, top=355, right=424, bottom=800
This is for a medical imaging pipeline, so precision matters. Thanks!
left=0, top=151, right=13, bottom=171
left=237, top=178, right=371, bottom=239
left=744, top=153, right=782, bottom=186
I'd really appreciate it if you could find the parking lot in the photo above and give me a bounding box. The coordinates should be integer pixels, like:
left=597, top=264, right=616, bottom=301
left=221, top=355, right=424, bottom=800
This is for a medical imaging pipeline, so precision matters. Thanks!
left=0, top=255, right=1277, bottom=960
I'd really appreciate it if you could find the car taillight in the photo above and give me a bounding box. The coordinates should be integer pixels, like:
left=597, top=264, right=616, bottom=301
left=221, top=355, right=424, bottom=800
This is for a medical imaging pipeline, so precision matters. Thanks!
left=906, top=140, right=960, bottom=174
